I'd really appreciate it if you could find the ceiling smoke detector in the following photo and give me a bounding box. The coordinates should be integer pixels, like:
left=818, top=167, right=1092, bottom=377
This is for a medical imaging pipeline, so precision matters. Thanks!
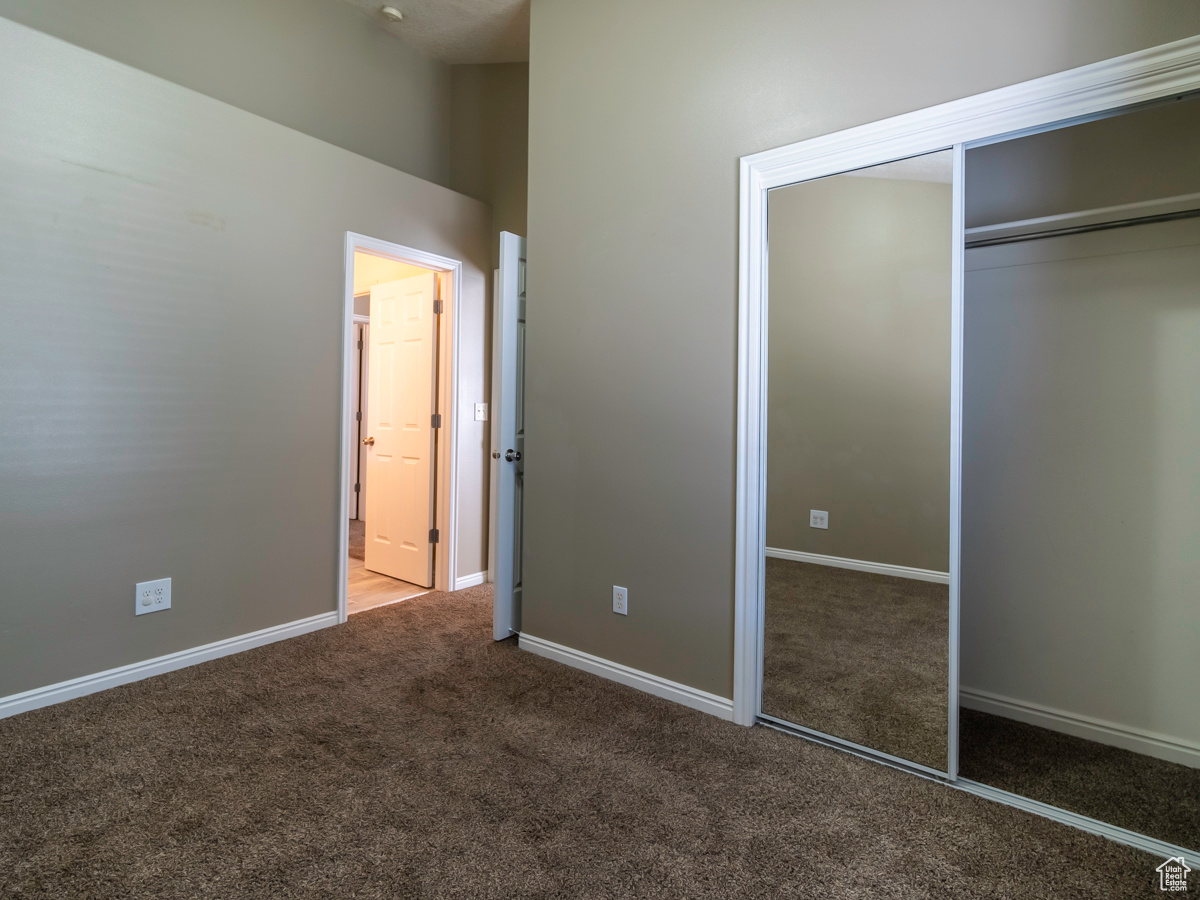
left=379, top=6, right=403, bottom=23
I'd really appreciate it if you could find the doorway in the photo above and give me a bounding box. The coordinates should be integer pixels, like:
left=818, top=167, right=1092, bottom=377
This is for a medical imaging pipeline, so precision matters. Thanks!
left=339, top=233, right=465, bottom=620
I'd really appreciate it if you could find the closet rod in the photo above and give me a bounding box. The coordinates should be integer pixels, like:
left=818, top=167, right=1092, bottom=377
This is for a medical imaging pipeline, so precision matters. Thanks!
left=964, top=206, right=1200, bottom=249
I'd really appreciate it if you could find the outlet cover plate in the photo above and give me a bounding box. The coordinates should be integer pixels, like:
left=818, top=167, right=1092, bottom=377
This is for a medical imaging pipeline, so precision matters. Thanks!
left=135, top=577, right=171, bottom=615
left=810, top=510, right=829, bottom=530
left=612, top=585, right=628, bottom=615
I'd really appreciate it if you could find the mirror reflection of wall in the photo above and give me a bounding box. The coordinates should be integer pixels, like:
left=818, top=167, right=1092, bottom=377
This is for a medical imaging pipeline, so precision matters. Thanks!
left=960, top=95, right=1200, bottom=850
left=763, top=150, right=953, bottom=772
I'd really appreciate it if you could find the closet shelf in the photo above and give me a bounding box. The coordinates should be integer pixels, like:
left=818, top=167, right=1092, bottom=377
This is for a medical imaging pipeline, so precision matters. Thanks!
left=965, top=191, right=1200, bottom=248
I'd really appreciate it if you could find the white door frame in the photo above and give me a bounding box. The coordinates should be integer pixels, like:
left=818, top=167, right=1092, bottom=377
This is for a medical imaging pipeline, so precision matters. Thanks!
left=735, top=35, right=1200, bottom=856
left=338, top=232, right=464, bottom=622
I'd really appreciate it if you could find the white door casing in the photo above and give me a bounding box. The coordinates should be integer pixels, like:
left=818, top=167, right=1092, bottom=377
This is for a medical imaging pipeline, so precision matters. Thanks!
left=365, top=273, right=438, bottom=588
left=492, top=232, right=527, bottom=639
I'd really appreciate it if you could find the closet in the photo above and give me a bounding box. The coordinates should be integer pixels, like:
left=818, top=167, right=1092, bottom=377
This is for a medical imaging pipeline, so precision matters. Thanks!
left=748, top=78, right=1199, bottom=857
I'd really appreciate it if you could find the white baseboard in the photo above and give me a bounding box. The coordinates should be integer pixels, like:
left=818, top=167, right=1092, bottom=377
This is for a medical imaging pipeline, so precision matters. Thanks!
left=452, top=571, right=488, bottom=590
left=766, top=547, right=949, bottom=584
left=0, top=611, right=339, bottom=720
left=961, top=687, right=1200, bottom=769
left=518, top=633, right=734, bottom=721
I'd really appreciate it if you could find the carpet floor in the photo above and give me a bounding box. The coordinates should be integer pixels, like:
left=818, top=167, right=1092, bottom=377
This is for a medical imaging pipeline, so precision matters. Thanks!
left=0, top=585, right=1172, bottom=898
left=349, top=518, right=365, bottom=561
left=762, top=558, right=949, bottom=771
left=960, top=708, right=1200, bottom=850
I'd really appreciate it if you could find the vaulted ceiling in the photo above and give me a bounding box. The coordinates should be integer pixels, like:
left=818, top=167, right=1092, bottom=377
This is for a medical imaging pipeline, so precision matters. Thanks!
left=338, top=0, right=529, bottom=64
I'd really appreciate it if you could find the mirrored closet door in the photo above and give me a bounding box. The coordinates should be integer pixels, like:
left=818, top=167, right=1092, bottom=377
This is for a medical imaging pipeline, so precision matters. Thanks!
left=761, top=149, right=957, bottom=774
left=959, top=94, right=1200, bottom=853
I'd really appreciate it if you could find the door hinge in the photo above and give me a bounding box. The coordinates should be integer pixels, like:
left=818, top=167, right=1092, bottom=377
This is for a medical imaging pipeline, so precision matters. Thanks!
left=431, top=413, right=442, bottom=428
left=429, top=528, right=439, bottom=544
left=354, top=483, right=360, bottom=493
left=434, top=299, right=443, bottom=315
left=355, top=410, right=361, bottom=422
left=357, top=338, right=363, bottom=350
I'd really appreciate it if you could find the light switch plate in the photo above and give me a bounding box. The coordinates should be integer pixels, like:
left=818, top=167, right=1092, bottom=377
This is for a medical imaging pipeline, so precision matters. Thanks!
left=810, top=510, right=829, bottom=529
left=135, top=577, right=171, bottom=615
left=474, top=402, right=488, bottom=422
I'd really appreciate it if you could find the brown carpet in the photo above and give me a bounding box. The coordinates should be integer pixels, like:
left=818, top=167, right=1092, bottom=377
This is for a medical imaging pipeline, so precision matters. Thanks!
left=0, top=585, right=1172, bottom=898
left=960, top=708, right=1200, bottom=851
left=762, top=558, right=949, bottom=771
left=348, top=518, right=365, bottom=560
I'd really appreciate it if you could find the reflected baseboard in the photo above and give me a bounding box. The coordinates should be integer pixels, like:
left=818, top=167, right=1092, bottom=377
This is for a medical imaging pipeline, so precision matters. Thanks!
left=961, top=687, right=1200, bottom=769
left=765, top=548, right=949, bottom=584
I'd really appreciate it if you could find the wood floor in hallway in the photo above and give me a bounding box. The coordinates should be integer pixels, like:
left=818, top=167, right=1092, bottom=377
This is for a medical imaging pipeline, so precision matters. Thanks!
left=347, top=556, right=426, bottom=614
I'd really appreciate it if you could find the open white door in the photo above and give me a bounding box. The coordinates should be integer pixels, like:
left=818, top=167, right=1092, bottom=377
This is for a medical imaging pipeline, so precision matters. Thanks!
left=491, top=232, right=526, bottom=639
left=364, top=272, right=438, bottom=588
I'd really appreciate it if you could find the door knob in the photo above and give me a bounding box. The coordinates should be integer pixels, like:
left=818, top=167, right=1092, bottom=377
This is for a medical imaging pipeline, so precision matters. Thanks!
left=362, top=437, right=375, bottom=446
left=505, top=449, right=521, bottom=462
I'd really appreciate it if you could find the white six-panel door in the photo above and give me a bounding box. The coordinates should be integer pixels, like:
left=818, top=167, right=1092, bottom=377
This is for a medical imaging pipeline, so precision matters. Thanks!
left=365, top=273, right=438, bottom=588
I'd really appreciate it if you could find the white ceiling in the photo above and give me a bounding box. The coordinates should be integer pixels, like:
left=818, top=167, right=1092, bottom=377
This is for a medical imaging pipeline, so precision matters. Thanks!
left=340, top=0, right=530, bottom=64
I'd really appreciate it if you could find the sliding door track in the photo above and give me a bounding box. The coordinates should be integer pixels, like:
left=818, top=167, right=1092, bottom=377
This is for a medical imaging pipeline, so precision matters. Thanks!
left=758, top=716, right=1197, bottom=865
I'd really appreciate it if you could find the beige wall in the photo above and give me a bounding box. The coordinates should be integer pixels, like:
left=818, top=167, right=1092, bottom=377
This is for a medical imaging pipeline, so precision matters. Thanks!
left=449, top=62, right=530, bottom=265
left=524, top=0, right=1200, bottom=698
left=0, top=18, right=491, bottom=697
left=767, top=175, right=951, bottom=573
left=961, top=219, right=1200, bottom=746
left=0, top=0, right=452, bottom=186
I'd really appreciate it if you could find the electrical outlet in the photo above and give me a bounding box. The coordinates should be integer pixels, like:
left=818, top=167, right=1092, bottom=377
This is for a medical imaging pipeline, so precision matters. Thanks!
left=474, top=402, right=488, bottom=422
left=809, top=509, right=829, bottom=530
left=612, top=585, right=628, bottom=616
left=135, top=577, right=171, bottom=616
